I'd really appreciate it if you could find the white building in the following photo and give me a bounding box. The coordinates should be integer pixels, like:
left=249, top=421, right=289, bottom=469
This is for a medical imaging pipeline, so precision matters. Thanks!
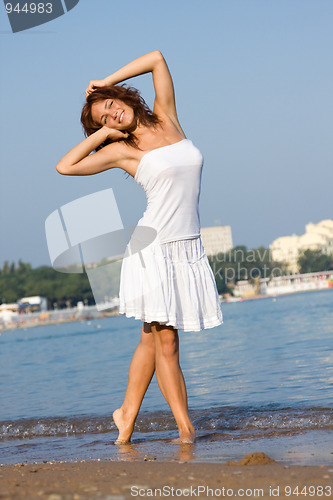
left=270, top=219, right=333, bottom=274
left=0, top=303, right=19, bottom=325
left=18, top=296, right=48, bottom=313
left=231, top=271, right=333, bottom=298
left=260, top=270, right=333, bottom=296
left=233, top=280, right=257, bottom=298
left=201, top=225, right=233, bottom=257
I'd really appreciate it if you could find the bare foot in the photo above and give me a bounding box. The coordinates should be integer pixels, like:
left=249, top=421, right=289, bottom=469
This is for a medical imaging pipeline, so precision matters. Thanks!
left=172, top=425, right=196, bottom=444
left=113, top=408, right=135, bottom=444
left=171, top=436, right=195, bottom=444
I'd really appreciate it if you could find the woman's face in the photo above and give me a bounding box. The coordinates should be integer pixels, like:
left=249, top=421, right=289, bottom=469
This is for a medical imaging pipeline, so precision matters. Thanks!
left=91, top=99, right=135, bottom=130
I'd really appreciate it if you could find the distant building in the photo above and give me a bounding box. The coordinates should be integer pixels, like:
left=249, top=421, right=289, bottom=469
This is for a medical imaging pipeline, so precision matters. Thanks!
left=0, top=303, right=19, bottom=326
left=232, top=270, right=333, bottom=298
left=0, top=303, right=19, bottom=313
left=270, top=219, right=333, bottom=274
left=201, top=225, right=233, bottom=257
left=233, top=280, right=257, bottom=298
left=18, top=296, right=48, bottom=313
left=260, top=270, right=333, bottom=296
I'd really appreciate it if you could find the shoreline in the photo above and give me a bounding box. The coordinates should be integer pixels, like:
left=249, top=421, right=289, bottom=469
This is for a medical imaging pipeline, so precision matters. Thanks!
left=1, top=456, right=332, bottom=499
left=1, top=287, right=332, bottom=333
left=0, top=310, right=118, bottom=332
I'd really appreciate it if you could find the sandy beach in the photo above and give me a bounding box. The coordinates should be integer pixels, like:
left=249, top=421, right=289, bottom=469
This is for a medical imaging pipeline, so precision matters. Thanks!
left=1, top=453, right=332, bottom=500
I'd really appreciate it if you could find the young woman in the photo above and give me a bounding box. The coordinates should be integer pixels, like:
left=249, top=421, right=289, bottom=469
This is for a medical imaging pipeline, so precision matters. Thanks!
left=57, top=50, right=223, bottom=444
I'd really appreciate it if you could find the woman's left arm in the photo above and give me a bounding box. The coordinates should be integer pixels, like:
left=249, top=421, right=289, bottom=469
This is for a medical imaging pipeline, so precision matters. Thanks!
left=86, top=51, right=178, bottom=120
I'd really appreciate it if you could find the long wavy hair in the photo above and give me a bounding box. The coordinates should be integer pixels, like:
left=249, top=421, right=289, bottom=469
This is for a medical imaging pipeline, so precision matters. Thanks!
left=81, top=84, right=160, bottom=150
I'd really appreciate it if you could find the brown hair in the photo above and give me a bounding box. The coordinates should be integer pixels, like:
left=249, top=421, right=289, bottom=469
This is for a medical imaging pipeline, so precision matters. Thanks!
left=81, top=84, right=160, bottom=150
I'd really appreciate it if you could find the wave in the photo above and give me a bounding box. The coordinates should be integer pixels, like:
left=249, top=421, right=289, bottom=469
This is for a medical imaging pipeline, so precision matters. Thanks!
left=1, top=406, right=332, bottom=442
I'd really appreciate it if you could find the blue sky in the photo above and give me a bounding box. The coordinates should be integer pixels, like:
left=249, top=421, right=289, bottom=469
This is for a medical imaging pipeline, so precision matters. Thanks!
left=1, top=0, right=332, bottom=268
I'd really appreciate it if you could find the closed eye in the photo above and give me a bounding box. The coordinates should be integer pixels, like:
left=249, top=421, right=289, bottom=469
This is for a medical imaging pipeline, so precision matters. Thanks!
left=103, top=100, right=114, bottom=124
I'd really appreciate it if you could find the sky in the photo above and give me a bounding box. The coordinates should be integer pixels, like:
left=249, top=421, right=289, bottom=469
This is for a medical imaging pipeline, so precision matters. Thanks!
left=1, top=0, right=332, bottom=268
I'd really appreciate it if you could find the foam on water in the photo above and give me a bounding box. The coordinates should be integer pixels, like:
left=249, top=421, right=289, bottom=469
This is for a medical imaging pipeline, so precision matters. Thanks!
left=1, top=406, right=333, bottom=441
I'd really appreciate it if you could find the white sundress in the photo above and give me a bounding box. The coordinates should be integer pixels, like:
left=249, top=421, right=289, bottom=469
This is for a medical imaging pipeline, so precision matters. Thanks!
left=118, top=139, right=223, bottom=332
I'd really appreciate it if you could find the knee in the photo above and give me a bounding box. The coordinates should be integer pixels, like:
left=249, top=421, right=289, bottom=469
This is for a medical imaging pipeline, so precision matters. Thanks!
left=140, top=325, right=155, bottom=351
left=154, top=332, right=179, bottom=360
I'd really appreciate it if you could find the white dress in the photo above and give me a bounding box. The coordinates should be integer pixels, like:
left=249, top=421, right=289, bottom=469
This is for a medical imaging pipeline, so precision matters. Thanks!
left=118, top=139, right=223, bottom=332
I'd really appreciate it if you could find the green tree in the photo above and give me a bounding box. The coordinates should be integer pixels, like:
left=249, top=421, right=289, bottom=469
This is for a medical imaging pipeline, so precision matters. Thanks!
left=298, top=249, right=333, bottom=274
left=0, top=261, right=94, bottom=308
left=208, top=245, right=285, bottom=295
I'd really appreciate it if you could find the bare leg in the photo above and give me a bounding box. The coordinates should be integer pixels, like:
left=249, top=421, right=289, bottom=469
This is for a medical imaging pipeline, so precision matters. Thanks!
left=113, top=323, right=155, bottom=443
left=151, top=323, right=195, bottom=443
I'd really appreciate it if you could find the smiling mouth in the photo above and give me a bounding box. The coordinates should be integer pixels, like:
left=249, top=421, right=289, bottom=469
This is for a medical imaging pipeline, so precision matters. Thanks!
left=119, top=111, right=124, bottom=123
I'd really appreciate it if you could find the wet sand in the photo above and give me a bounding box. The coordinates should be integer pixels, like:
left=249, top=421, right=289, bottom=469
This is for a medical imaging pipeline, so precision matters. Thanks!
left=1, top=453, right=332, bottom=500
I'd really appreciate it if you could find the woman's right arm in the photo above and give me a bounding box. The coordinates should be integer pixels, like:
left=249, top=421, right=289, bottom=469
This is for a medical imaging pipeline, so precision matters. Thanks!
left=56, top=127, right=128, bottom=176
left=85, top=51, right=163, bottom=96
left=86, top=51, right=183, bottom=134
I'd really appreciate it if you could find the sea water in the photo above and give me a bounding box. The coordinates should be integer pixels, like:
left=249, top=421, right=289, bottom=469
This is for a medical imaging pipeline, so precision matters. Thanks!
left=1, top=289, right=332, bottom=465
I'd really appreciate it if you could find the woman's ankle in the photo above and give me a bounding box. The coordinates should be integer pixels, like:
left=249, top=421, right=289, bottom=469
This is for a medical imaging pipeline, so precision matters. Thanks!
left=178, top=421, right=195, bottom=435
left=117, top=406, right=137, bottom=425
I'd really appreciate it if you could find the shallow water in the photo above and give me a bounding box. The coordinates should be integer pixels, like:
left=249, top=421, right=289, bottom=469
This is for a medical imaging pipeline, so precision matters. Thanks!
left=1, top=289, right=333, bottom=465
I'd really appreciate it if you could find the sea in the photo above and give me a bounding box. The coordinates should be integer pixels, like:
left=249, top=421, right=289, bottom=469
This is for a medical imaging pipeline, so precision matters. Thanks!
left=1, top=289, right=333, bottom=466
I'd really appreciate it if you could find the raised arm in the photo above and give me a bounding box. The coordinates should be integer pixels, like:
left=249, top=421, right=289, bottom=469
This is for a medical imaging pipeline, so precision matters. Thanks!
left=56, top=127, right=128, bottom=176
left=86, top=51, right=179, bottom=122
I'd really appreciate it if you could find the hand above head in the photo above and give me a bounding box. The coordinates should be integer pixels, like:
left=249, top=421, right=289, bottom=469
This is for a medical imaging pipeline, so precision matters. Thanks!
left=85, top=79, right=107, bottom=98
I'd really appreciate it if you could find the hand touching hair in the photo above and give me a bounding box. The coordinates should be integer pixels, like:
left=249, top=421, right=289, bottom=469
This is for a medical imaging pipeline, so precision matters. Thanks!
left=81, top=84, right=160, bottom=150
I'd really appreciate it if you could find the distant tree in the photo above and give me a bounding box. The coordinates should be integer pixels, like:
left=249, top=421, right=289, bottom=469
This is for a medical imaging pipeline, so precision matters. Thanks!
left=208, top=245, right=283, bottom=295
left=1, top=261, right=10, bottom=276
left=17, top=260, right=32, bottom=275
left=0, top=261, right=94, bottom=308
left=298, top=249, right=333, bottom=274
